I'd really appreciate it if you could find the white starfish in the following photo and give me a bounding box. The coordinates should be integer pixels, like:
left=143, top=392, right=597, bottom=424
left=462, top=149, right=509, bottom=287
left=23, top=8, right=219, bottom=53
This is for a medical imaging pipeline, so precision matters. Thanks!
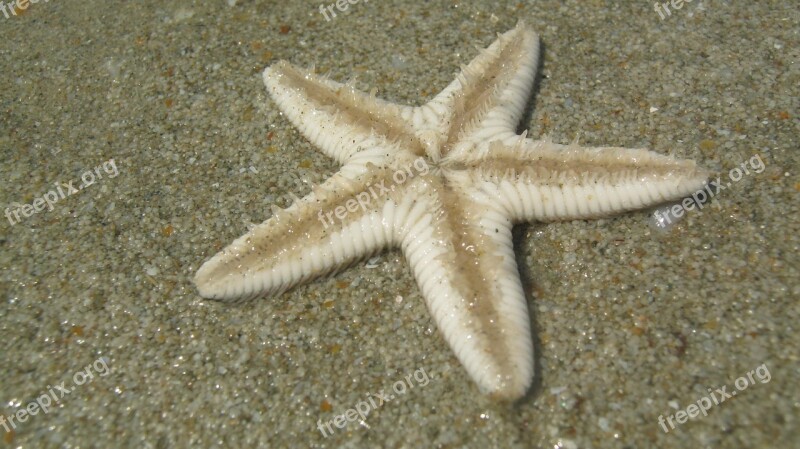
left=195, top=23, right=708, bottom=400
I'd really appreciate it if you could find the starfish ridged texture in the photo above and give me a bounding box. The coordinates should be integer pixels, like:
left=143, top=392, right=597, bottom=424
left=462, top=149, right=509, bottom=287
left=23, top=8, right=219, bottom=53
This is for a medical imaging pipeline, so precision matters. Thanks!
left=195, top=23, right=709, bottom=400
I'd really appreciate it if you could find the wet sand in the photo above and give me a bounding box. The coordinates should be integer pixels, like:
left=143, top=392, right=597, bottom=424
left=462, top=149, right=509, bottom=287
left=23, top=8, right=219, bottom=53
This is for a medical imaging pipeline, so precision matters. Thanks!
left=0, top=0, right=797, bottom=447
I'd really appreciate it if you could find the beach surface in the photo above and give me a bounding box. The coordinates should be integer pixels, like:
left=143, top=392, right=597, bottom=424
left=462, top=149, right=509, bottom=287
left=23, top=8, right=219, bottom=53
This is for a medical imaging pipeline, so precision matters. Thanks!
left=0, top=0, right=797, bottom=447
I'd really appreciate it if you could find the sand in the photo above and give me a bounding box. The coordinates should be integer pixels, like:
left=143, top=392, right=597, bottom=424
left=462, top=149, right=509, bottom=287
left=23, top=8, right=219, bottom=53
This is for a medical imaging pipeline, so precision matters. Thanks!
left=0, top=0, right=797, bottom=447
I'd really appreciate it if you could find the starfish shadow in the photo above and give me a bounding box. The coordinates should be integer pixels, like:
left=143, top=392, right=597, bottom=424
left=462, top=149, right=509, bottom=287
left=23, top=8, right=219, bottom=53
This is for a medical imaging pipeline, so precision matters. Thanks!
left=515, top=40, right=546, bottom=137
left=511, top=225, right=545, bottom=403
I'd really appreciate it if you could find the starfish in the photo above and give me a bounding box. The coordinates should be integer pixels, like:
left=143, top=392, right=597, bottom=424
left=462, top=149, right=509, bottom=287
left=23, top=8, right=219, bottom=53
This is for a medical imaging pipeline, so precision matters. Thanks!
left=195, top=23, right=708, bottom=400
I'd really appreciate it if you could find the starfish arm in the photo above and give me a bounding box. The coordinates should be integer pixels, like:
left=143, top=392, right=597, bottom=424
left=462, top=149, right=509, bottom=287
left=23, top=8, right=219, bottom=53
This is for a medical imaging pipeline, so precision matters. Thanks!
left=263, top=61, right=426, bottom=164
left=194, top=167, right=400, bottom=301
left=469, top=138, right=711, bottom=222
left=396, top=176, right=534, bottom=400
left=418, top=23, right=540, bottom=159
